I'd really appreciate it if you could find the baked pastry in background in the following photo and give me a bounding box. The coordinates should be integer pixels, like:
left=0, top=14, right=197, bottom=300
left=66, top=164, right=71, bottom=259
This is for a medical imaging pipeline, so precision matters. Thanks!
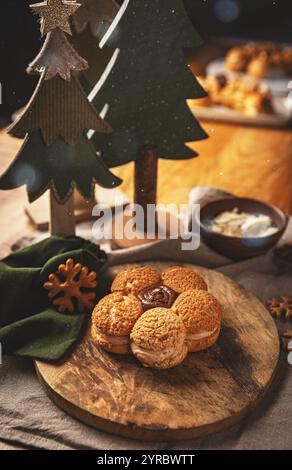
left=225, top=47, right=248, bottom=72
left=270, top=50, right=283, bottom=67
left=225, top=41, right=292, bottom=78
left=111, top=265, right=161, bottom=296
left=247, top=52, right=269, bottom=79
left=172, top=289, right=222, bottom=352
left=282, top=47, right=292, bottom=74
left=162, top=266, right=208, bottom=294
left=197, top=74, right=273, bottom=116
left=91, top=292, right=143, bottom=354
left=131, top=308, right=188, bottom=369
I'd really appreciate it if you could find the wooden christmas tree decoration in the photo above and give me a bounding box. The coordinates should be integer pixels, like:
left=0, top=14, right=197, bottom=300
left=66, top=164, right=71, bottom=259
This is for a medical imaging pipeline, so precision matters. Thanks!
left=32, top=0, right=80, bottom=36
left=27, top=27, right=88, bottom=81
left=90, top=0, right=208, bottom=236
left=0, top=0, right=121, bottom=237
left=70, top=0, right=120, bottom=92
left=72, top=0, right=119, bottom=37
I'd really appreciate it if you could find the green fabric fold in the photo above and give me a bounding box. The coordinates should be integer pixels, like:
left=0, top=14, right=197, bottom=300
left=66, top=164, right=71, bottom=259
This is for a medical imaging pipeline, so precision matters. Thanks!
left=0, top=236, right=107, bottom=362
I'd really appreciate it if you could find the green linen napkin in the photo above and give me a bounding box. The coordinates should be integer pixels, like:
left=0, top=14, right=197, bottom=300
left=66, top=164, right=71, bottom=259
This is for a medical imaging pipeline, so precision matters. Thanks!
left=0, top=236, right=107, bottom=362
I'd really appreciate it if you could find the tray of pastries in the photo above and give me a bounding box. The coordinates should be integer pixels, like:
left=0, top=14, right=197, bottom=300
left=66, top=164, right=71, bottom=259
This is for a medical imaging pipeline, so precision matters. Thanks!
left=189, top=40, right=292, bottom=127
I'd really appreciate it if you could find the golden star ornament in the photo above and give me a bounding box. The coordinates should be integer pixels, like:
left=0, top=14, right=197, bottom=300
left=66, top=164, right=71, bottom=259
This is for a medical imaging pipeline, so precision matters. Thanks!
left=31, top=0, right=81, bottom=36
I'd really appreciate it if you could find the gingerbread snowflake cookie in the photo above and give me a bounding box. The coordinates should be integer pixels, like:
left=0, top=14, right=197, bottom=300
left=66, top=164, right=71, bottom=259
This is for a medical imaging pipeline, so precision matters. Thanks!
left=44, top=258, right=97, bottom=313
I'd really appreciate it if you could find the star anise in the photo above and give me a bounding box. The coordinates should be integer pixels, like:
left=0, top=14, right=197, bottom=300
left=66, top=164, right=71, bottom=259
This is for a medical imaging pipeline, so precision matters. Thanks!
left=268, top=296, right=292, bottom=320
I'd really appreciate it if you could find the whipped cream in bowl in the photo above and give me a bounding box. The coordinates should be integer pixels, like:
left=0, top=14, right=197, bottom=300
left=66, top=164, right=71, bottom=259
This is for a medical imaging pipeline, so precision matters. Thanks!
left=210, top=207, right=278, bottom=238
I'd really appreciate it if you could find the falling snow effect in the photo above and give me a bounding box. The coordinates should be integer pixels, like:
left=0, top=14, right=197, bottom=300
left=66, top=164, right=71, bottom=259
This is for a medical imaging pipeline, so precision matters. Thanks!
left=91, top=0, right=208, bottom=167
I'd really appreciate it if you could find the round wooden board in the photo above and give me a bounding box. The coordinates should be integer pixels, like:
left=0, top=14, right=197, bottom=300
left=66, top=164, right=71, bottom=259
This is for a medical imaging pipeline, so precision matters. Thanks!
left=36, top=262, right=280, bottom=442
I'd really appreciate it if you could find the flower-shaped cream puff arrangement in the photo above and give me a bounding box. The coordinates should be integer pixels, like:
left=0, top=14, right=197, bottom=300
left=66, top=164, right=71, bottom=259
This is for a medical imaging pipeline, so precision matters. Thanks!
left=91, top=265, right=222, bottom=369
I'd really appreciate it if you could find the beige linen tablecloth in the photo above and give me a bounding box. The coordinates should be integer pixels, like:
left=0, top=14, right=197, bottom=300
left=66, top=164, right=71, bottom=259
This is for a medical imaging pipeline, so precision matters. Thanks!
left=1, top=188, right=291, bottom=450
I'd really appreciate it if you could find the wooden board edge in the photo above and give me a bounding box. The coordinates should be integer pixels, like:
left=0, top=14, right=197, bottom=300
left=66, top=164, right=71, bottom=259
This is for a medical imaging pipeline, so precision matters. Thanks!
left=35, top=348, right=280, bottom=443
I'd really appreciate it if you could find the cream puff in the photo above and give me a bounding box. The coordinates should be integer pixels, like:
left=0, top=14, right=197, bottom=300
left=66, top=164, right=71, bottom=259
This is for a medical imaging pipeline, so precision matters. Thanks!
left=162, top=266, right=208, bottom=294
left=111, top=265, right=161, bottom=297
left=130, top=308, right=188, bottom=369
left=91, top=292, right=143, bottom=354
left=172, top=289, right=222, bottom=352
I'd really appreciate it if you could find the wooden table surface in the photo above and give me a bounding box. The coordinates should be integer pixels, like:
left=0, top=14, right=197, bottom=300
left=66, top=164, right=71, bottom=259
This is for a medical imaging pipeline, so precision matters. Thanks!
left=0, top=119, right=291, bottom=258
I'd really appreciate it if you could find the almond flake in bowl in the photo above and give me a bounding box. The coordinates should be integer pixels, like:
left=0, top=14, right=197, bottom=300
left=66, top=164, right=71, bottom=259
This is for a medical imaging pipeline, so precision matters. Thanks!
left=211, top=207, right=278, bottom=238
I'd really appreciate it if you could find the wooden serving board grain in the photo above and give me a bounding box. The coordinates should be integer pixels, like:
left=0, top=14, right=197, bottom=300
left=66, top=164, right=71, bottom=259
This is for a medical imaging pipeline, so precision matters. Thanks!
left=35, top=262, right=280, bottom=441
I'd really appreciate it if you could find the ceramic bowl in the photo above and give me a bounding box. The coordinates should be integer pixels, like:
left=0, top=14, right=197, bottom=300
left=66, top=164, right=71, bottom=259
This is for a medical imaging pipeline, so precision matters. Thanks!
left=198, top=197, right=288, bottom=260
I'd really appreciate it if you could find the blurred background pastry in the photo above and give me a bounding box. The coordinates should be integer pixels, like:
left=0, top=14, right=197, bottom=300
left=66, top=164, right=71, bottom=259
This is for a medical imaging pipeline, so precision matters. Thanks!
left=247, top=52, right=269, bottom=79
left=197, top=74, right=273, bottom=116
left=224, top=42, right=292, bottom=79
left=225, top=47, right=248, bottom=72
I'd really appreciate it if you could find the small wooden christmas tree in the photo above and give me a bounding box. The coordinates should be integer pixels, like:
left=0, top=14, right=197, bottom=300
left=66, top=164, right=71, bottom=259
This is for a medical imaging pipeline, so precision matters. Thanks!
left=90, top=0, right=208, bottom=230
left=72, top=0, right=119, bottom=37
left=70, top=0, right=120, bottom=92
left=0, top=0, right=121, bottom=236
